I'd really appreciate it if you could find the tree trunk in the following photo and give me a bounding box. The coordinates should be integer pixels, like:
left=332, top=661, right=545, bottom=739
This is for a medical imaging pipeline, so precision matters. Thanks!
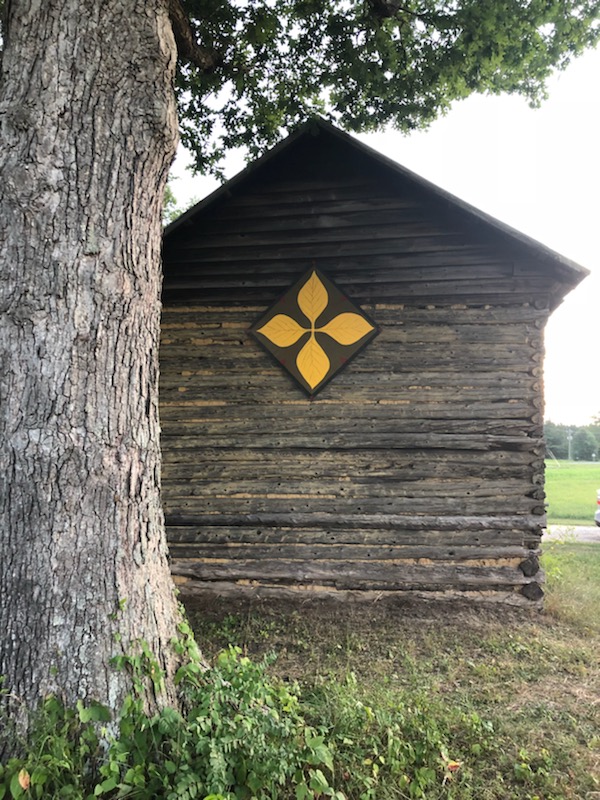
left=0, top=0, right=183, bottom=755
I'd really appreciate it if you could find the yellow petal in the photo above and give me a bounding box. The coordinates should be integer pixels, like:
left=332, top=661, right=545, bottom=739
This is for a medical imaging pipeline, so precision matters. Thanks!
left=256, top=314, right=307, bottom=347
left=297, top=271, right=328, bottom=325
left=318, top=312, right=374, bottom=345
left=296, top=335, right=330, bottom=390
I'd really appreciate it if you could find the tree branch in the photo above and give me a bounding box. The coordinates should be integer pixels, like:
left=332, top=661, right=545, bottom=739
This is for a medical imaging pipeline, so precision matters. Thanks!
left=167, top=0, right=223, bottom=71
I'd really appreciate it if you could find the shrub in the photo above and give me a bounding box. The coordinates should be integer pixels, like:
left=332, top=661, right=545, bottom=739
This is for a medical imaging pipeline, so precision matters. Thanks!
left=0, top=636, right=342, bottom=800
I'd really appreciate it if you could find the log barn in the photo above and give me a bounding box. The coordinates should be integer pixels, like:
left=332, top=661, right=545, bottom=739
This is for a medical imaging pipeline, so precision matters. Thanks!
left=161, top=118, right=587, bottom=606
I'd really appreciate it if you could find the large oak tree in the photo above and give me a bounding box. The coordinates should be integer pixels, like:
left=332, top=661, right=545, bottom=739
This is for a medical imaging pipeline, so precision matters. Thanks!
left=1, top=0, right=598, bottom=754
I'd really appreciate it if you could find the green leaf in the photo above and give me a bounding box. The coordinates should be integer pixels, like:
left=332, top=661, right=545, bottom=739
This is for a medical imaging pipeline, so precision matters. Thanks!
left=295, top=781, right=311, bottom=800
left=309, top=768, right=332, bottom=794
left=95, top=776, right=118, bottom=796
left=8, top=772, right=23, bottom=800
left=77, top=699, right=111, bottom=723
left=30, top=766, right=48, bottom=787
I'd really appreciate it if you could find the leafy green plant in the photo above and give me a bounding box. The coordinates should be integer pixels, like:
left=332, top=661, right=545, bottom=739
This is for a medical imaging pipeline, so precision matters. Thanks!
left=0, top=635, right=342, bottom=800
left=0, top=695, right=105, bottom=799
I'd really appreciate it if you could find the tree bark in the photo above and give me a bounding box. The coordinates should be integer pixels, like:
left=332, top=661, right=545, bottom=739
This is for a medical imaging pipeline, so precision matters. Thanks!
left=0, top=0, right=183, bottom=755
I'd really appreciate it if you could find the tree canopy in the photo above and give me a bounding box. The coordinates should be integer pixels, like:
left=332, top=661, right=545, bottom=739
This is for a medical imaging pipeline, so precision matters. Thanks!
left=1, top=0, right=599, bottom=173
left=169, top=0, right=600, bottom=174
left=545, top=420, right=600, bottom=460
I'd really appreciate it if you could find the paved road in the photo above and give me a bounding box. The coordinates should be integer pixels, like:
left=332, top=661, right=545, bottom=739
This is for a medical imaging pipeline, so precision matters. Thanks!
left=544, top=525, right=600, bottom=543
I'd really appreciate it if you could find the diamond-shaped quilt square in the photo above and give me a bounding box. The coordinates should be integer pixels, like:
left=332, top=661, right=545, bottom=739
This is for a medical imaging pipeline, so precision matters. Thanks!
left=250, top=268, right=379, bottom=397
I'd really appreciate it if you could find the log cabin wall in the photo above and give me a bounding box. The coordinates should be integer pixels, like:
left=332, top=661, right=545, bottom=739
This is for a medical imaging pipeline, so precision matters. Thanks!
left=161, top=121, right=586, bottom=606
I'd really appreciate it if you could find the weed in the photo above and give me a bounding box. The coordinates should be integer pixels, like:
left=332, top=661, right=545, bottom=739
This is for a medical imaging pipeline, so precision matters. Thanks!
left=0, top=640, right=342, bottom=800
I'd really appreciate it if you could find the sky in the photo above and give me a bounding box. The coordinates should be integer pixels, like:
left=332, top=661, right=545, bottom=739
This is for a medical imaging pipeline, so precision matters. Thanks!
left=171, top=46, right=600, bottom=426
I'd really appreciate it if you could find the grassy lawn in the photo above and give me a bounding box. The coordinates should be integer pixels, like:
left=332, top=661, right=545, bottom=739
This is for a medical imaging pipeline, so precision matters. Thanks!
left=186, top=542, right=600, bottom=800
left=544, top=540, right=600, bottom=627
left=544, top=460, right=600, bottom=525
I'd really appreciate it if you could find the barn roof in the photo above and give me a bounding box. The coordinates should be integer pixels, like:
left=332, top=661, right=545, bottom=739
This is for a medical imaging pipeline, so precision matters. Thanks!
left=164, top=117, right=588, bottom=303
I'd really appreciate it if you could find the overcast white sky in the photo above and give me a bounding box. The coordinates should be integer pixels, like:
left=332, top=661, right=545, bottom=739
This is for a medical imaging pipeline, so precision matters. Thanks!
left=171, top=46, right=600, bottom=426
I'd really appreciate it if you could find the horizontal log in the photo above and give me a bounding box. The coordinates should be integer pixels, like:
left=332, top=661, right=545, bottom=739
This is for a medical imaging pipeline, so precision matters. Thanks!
left=168, top=542, right=537, bottom=561
left=160, top=304, right=548, bottom=328
left=161, top=449, right=544, bottom=483
left=163, top=491, right=543, bottom=517
left=162, top=274, right=554, bottom=300
left=162, top=288, right=554, bottom=310
left=160, top=399, right=541, bottom=419
left=164, top=512, right=546, bottom=531
left=164, top=263, right=521, bottom=290
left=160, top=416, right=539, bottom=441
left=160, top=445, right=543, bottom=464
left=163, top=254, right=552, bottom=288
left=159, top=342, right=540, bottom=362
left=159, top=366, right=540, bottom=389
left=159, top=305, right=543, bottom=325
left=161, top=421, right=542, bottom=444
left=160, top=353, right=541, bottom=380
left=162, top=460, right=542, bottom=484
left=159, top=378, right=538, bottom=402
left=175, top=580, right=543, bottom=607
left=161, top=322, right=542, bottom=350
left=161, top=476, right=533, bottom=500
left=159, top=332, right=543, bottom=354
left=160, top=364, right=541, bottom=386
left=159, top=390, right=540, bottom=412
left=169, top=557, right=535, bottom=588
left=163, top=489, right=543, bottom=508
left=160, top=398, right=540, bottom=418
left=164, top=249, right=511, bottom=278
left=373, top=305, right=547, bottom=325
left=161, top=323, right=539, bottom=347
left=159, top=345, right=541, bottom=372
left=160, top=355, right=540, bottom=380
left=160, top=431, right=540, bottom=451
left=163, top=495, right=545, bottom=512
left=166, top=525, right=542, bottom=547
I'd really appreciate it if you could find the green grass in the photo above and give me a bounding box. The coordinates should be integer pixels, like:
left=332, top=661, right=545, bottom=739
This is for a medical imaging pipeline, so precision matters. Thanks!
left=544, top=459, right=600, bottom=525
left=543, top=540, right=600, bottom=630
left=186, top=544, right=600, bottom=800
left=4, top=544, right=597, bottom=799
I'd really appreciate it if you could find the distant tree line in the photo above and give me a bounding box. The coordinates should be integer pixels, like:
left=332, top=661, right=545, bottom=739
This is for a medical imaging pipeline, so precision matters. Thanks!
left=545, top=416, right=600, bottom=461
